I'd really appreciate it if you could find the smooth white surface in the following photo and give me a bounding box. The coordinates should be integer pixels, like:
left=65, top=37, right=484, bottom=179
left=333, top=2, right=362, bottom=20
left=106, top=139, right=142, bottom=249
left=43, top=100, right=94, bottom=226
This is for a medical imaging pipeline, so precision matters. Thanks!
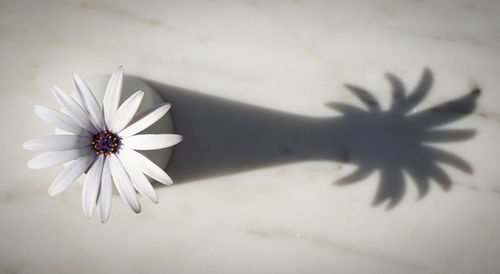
left=2, top=0, right=500, bottom=273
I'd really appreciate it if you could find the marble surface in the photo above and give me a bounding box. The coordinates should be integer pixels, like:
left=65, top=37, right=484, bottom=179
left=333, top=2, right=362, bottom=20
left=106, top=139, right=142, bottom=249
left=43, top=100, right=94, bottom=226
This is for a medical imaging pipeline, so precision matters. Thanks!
left=2, top=0, right=500, bottom=273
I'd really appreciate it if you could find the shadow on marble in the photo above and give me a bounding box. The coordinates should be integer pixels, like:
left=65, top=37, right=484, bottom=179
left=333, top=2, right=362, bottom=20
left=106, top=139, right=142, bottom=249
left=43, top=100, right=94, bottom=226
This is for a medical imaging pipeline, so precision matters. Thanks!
left=141, top=68, right=480, bottom=209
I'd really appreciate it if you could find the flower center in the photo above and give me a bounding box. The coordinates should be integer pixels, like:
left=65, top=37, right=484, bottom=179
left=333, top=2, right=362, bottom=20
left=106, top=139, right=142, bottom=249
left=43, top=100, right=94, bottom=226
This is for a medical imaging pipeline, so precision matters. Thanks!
left=92, top=131, right=120, bottom=156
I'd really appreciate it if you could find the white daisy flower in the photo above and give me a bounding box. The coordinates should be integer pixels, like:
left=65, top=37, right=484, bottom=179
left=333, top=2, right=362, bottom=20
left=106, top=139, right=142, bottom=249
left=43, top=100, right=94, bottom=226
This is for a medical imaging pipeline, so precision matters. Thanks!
left=23, top=66, right=183, bottom=223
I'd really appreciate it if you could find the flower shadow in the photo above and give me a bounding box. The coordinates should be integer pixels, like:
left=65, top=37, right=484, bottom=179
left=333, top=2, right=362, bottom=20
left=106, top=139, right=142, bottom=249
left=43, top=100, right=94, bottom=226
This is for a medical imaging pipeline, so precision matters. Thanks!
left=330, top=69, right=479, bottom=208
left=140, top=68, right=479, bottom=209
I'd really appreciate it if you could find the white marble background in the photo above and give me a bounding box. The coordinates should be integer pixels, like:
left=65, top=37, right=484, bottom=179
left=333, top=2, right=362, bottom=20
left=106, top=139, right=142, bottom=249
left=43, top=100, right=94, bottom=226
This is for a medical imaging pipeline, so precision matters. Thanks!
left=1, top=0, right=500, bottom=273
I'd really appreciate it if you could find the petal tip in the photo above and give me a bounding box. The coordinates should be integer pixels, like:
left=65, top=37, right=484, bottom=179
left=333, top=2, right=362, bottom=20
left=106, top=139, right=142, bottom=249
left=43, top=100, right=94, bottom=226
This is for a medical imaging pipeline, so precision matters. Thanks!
left=52, top=85, right=62, bottom=94
left=47, top=188, right=58, bottom=197
left=26, top=160, right=38, bottom=169
left=22, top=140, right=32, bottom=150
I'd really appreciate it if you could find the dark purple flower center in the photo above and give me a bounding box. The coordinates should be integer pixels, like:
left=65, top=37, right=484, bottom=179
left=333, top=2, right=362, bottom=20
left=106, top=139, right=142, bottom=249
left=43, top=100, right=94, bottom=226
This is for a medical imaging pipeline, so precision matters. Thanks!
left=92, top=131, right=120, bottom=156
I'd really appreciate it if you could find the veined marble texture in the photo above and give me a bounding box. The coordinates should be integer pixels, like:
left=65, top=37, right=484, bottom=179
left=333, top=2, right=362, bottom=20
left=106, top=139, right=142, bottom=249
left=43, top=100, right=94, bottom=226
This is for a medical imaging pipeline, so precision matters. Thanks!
left=1, top=0, right=500, bottom=273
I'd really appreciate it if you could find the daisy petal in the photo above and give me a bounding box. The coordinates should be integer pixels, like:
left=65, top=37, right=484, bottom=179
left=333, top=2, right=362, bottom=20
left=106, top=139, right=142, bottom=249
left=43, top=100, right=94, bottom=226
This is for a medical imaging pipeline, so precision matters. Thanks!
left=48, top=152, right=95, bottom=196
left=107, top=154, right=141, bottom=213
left=73, top=73, right=105, bottom=130
left=110, top=90, right=144, bottom=132
left=119, top=103, right=171, bottom=138
left=119, top=148, right=173, bottom=185
left=103, top=66, right=123, bottom=128
left=97, top=159, right=113, bottom=223
left=52, top=85, right=98, bottom=134
left=23, top=135, right=91, bottom=151
left=27, top=146, right=92, bottom=169
left=119, top=154, right=159, bottom=203
left=82, top=155, right=104, bottom=218
left=34, top=105, right=91, bottom=136
left=122, top=134, right=183, bottom=150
